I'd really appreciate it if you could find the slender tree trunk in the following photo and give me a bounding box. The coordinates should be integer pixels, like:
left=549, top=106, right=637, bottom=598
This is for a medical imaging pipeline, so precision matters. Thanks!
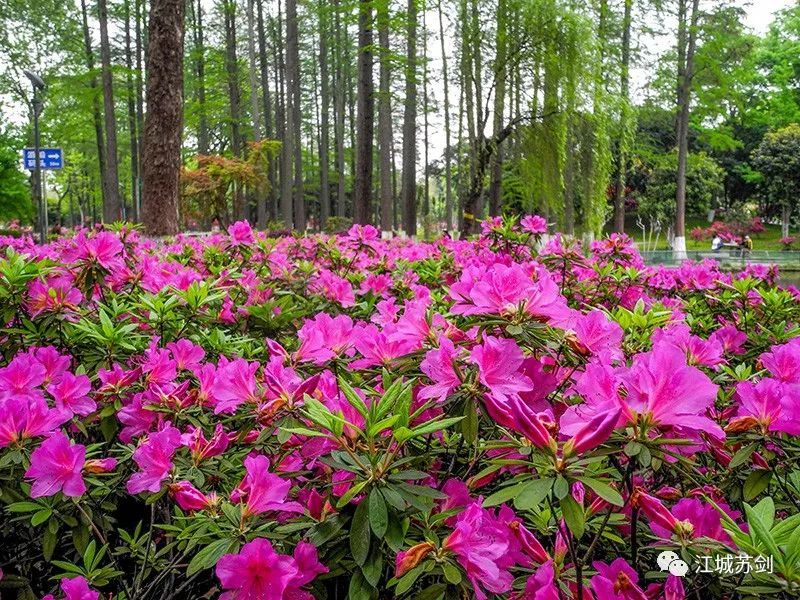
left=286, top=0, right=304, bottom=229
left=135, top=0, right=144, bottom=205
left=377, top=0, right=393, bottom=232
left=422, top=4, right=430, bottom=222
left=247, top=0, right=264, bottom=226
left=675, top=0, right=699, bottom=258
left=98, top=0, right=122, bottom=222
left=318, top=0, right=332, bottom=228
left=402, top=0, right=418, bottom=236
left=488, top=0, right=507, bottom=217
left=80, top=0, right=109, bottom=218
left=273, top=8, right=289, bottom=225
left=141, top=0, right=184, bottom=235
left=223, top=0, right=245, bottom=220
left=613, top=0, right=633, bottom=233
left=124, top=0, right=139, bottom=221
left=195, top=0, right=209, bottom=155
left=334, top=0, right=347, bottom=218
left=437, top=0, right=453, bottom=230
left=257, top=0, right=276, bottom=222
left=354, top=0, right=375, bottom=224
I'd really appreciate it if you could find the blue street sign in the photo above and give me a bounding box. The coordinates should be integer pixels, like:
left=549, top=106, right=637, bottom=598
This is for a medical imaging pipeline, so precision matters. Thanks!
left=23, top=148, right=63, bottom=170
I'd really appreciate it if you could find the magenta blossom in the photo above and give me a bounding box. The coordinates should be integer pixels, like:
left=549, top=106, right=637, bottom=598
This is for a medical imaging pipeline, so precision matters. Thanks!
left=231, top=454, right=303, bottom=517
left=591, top=557, right=648, bottom=600
left=48, top=373, right=95, bottom=418
left=228, top=220, right=255, bottom=245
left=730, top=378, right=800, bottom=435
left=760, top=339, right=800, bottom=384
left=418, top=337, right=462, bottom=402
left=42, top=576, right=99, bottom=600
left=520, top=215, right=548, bottom=234
left=212, top=359, right=261, bottom=414
left=0, top=396, right=66, bottom=448
left=25, top=431, right=86, bottom=498
left=469, top=336, right=533, bottom=404
left=126, top=425, right=182, bottom=494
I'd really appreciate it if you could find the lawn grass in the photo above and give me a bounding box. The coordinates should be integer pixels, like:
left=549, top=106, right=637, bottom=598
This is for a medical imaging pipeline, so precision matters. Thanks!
left=608, top=215, right=790, bottom=252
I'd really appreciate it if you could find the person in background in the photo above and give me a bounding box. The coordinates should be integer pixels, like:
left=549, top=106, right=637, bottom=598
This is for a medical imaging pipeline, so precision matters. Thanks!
left=711, top=234, right=723, bottom=252
left=743, top=235, right=753, bottom=256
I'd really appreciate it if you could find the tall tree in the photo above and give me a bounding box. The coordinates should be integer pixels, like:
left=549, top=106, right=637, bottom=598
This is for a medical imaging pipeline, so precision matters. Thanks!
left=488, top=0, right=508, bottom=217
left=124, top=0, right=139, bottom=221
left=613, top=0, right=633, bottom=233
left=402, top=0, right=418, bottom=236
left=333, top=0, right=347, bottom=218
left=141, top=0, right=184, bottom=235
left=286, top=0, right=305, bottom=229
left=256, top=0, right=276, bottom=223
left=223, top=0, right=245, bottom=220
left=98, top=0, right=122, bottom=222
left=354, top=0, right=375, bottom=224
left=437, top=0, right=453, bottom=230
left=377, top=0, right=393, bottom=232
left=674, top=0, right=701, bottom=258
left=319, top=0, right=332, bottom=228
left=193, top=0, right=209, bottom=155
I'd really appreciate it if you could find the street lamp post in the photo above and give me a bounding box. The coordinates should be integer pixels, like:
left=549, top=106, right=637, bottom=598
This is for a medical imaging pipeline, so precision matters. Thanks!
left=24, top=70, right=46, bottom=245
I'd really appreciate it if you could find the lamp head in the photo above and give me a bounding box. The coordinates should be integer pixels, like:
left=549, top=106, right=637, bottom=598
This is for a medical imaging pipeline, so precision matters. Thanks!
left=23, top=70, right=45, bottom=91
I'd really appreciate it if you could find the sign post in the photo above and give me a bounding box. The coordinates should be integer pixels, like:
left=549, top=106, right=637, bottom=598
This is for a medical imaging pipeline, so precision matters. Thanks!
left=23, top=148, right=63, bottom=170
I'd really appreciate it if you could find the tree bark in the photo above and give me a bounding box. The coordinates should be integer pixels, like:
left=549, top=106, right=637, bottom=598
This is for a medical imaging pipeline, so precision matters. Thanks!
left=613, top=0, right=633, bottom=233
left=256, top=0, right=276, bottom=222
left=286, top=0, right=305, bottom=229
left=333, top=0, right=347, bottom=218
left=675, top=0, right=699, bottom=257
left=124, top=0, right=139, bottom=221
left=319, top=0, right=332, bottom=228
left=247, top=0, right=264, bottom=226
left=402, top=0, right=418, bottom=236
left=194, top=0, right=209, bottom=155
left=488, top=0, right=507, bottom=217
left=377, top=0, right=393, bottom=232
left=80, top=0, right=109, bottom=221
left=98, top=0, right=122, bottom=222
left=141, top=0, right=184, bottom=236
left=223, top=0, right=245, bottom=220
left=437, top=0, right=453, bottom=230
left=354, top=0, right=375, bottom=224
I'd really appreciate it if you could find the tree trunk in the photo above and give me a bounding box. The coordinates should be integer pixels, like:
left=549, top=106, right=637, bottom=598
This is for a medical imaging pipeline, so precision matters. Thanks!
left=422, top=5, right=430, bottom=222
left=98, top=0, right=122, bottom=222
left=613, top=0, right=633, bottom=234
left=782, top=202, right=791, bottom=239
left=319, top=0, right=332, bottom=228
left=223, top=0, right=245, bottom=221
left=194, top=0, right=209, bottom=155
left=273, top=6, right=290, bottom=226
left=124, top=0, right=139, bottom=222
left=141, top=0, right=184, bottom=236
left=80, top=0, right=109, bottom=220
left=377, top=0, right=393, bottom=232
left=402, top=0, right=418, bottom=236
left=247, top=0, right=263, bottom=226
left=488, top=0, right=507, bottom=217
left=286, top=0, right=305, bottom=230
left=437, top=0, right=453, bottom=231
left=674, top=0, right=699, bottom=258
left=334, top=0, right=347, bottom=218
left=256, top=0, right=276, bottom=222
left=354, top=0, right=375, bottom=224
left=135, top=0, right=145, bottom=191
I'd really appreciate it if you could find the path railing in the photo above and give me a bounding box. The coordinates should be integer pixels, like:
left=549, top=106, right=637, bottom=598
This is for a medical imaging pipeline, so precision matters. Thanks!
left=639, top=250, right=800, bottom=268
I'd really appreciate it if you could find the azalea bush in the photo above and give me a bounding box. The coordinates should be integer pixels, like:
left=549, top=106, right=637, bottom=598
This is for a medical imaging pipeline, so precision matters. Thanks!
left=1, top=217, right=800, bottom=599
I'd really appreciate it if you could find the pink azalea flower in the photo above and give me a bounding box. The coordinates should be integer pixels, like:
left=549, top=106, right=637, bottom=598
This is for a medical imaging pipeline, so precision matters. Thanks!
left=573, top=310, right=624, bottom=359
left=760, top=339, right=800, bottom=384
left=419, top=337, right=461, bottom=402
left=351, top=323, right=415, bottom=369
left=228, top=220, right=255, bottom=245
left=648, top=497, right=738, bottom=545
left=730, top=378, right=800, bottom=435
left=167, top=339, right=206, bottom=371
left=591, top=557, right=648, bottom=600
left=563, top=408, right=621, bottom=456
left=83, top=457, right=117, bottom=473
left=652, top=324, right=724, bottom=367
left=27, top=275, right=83, bottom=318
left=520, top=215, right=548, bottom=235
left=470, top=336, right=533, bottom=403
left=212, top=359, right=261, bottom=414
left=0, top=355, right=47, bottom=402
left=216, top=538, right=326, bottom=600
left=181, top=424, right=232, bottom=462
left=126, top=426, right=182, bottom=494
left=48, top=373, right=95, bottom=418
left=309, top=269, right=355, bottom=307
left=170, top=480, right=215, bottom=511
left=443, top=503, right=516, bottom=600
left=230, top=455, right=303, bottom=517
left=295, top=313, right=359, bottom=364
left=28, top=346, right=72, bottom=385
left=25, top=431, right=86, bottom=498
left=0, top=396, right=66, bottom=448
left=65, top=231, right=124, bottom=270
left=518, top=560, right=559, bottom=600
left=42, top=576, right=99, bottom=600
left=709, top=325, right=747, bottom=355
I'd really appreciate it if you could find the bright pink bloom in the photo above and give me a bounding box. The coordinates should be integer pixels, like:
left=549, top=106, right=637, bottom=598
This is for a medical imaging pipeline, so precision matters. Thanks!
left=521, top=215, right=547, bottom=234
left=212, top=359, right=261, bottom=414
left=0, top=355, right=46, bottom=402
left=309, top=269, right=355, bottom=307
left=126, top=426, right=182, bottom=494
left=48, top=373, right=95, bottom=418
left=760, top=339, right=800, bottom=384
left=652, top=324, right=724, bottom=367
left=229, top=220, right=255, bottom=245
left=507, top=398, right=555, bottom=450
left=591, top=558, right=648, bottom=600
left=296, top=313, right=358, bottom=364
left=573, top=310, right=624, bottom=358
left=216, top=538, right=326, bottom=600
left=42, top=576, right=99, bottom=600
left=167, top=339, right=206, bottom=371
left=731, top=378, right=800, bottom=435
left=170, top=480, right=214, bottom=511
left=470, top=336, right=533, bottom=403
left=351, top=323, right=415, bottom=369
left=83, top=457, right=117, bottom=473
left=66, top=231, right=124, bottom=270
left=25, top=431, right=86, bottom=498
left=27, top=275, right=83, bottom=317
left=443, top=503, right=516, bottom=600
left=563, top=409, right=621, bottom=456
left=181, top=424, right=232, bottom=462
left=231, top=455, right=303, bottom=517
left=709, top=325, right=747, bottom=355
left=632, top=490, right=679, bottom=535
left=648, top=497, right=738, bottom=545
left=518, top=560, right=559, bottom=600
left=419, top=337, right=461, bottom=402
left=0, top=396, right=66, bottom=448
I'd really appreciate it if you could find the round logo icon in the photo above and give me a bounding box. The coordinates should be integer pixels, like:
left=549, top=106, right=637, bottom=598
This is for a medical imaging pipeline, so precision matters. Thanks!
left=657, top=550, right=689, bottom=577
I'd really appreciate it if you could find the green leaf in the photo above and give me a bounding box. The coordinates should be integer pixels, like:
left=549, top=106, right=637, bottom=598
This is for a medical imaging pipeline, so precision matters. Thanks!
left=350, top=498, right=371, bottom=566
left=348, top=569, right=375, bottom=600
left=338, top=376, right=370, bottom=420
left=7, top=502, right=43, bottom=513
left=483, top=482, right=528, bottom=507
left=514, top=478, right=554, bottom=510
left=729, top=442, right=757, bottom=469
left=560, top=495, right=585, bottom=539
left=31, top=509, right=52, bottom=527
left=361, top=547, right=383, bottom=587
left=442, top=562, right=462, bottom=584
left=186, top=538, right=236, bottom=576
left=368, top=489, right=389, bottom=539
left=336, top=480, right=368, bottom=509
left=743, top=470, right=772, bottom=501
left=576, top=476, right=624, bottom=507
left=395, top=564, right=425, bottom=594
left=743, top=503, right=782, bottom=569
